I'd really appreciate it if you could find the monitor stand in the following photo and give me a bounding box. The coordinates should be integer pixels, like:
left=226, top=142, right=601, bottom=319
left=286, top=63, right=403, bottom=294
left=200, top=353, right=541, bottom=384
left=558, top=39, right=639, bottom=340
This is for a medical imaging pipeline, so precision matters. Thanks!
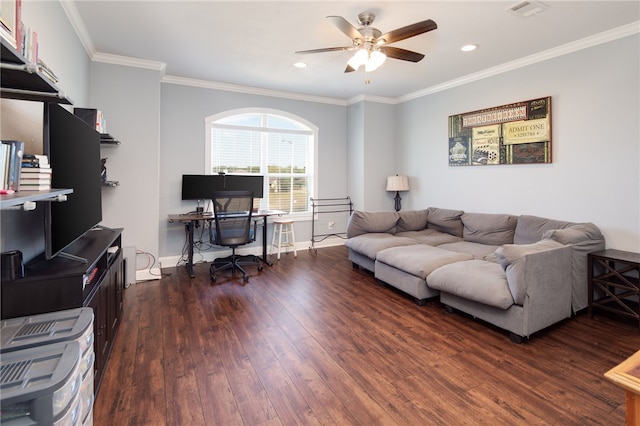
left=57, top=251, right=88, bottom=264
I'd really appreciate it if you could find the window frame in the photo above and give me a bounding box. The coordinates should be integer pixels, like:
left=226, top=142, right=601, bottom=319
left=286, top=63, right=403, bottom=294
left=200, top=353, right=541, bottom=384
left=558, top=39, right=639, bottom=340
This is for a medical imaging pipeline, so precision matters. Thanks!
left=205, top=108, right=318, bottom=221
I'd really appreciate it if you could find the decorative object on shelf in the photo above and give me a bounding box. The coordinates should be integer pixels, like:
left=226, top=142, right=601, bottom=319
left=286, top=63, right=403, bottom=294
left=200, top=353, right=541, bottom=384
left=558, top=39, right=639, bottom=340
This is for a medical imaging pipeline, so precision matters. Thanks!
left=386, top=175, right=409, bottom=212
left=74, top=108, right=106, bottom=133
left=101, top=158, right=107, bottom=183
left=448, top=96, right=552, bottom=166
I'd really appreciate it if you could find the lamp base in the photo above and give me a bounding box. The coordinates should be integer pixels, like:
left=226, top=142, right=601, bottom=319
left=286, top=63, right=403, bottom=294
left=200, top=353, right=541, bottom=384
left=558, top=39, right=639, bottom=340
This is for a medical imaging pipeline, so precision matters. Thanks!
left=394, top=191, right=402, bottom=212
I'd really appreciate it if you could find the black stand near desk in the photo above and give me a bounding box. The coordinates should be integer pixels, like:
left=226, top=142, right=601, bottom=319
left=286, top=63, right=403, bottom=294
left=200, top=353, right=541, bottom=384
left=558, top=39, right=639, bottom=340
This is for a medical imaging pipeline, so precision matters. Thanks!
left=168, top=210, right=284, bottom=278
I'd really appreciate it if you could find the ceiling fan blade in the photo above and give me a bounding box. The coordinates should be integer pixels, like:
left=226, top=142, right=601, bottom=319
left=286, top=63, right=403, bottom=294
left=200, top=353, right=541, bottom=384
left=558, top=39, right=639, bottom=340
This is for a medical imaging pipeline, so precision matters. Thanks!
left=378, top=19, right=437, bottom=44
left=327, top=15, right=364, bottom=41
left=296, top=46, right=352, bottom=54
left=344, top=64, right=356, bottom=73
left=380, top=46, right=425, bottom=62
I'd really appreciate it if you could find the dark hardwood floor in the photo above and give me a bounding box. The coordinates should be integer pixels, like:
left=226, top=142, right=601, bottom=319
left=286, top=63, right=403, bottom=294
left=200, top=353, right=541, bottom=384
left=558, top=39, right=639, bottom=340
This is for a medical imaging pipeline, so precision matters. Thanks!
left=94, top=245, right=639, bottom=425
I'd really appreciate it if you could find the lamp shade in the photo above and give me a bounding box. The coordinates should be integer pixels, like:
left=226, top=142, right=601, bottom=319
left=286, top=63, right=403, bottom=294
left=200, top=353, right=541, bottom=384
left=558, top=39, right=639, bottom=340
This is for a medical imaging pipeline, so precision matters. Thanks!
left=386, top=175, right=409, bottom=192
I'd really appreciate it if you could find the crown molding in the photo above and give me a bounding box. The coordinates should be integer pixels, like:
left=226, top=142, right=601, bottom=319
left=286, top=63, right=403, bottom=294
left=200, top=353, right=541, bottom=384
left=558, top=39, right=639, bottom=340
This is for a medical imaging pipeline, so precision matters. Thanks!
left=161, top=75, right=347, bottom=106
left=92, top=52, right=167, bottom=73
left=398, top=21, right=640, bottom=103
left=346, top=94, right=396, bottom=105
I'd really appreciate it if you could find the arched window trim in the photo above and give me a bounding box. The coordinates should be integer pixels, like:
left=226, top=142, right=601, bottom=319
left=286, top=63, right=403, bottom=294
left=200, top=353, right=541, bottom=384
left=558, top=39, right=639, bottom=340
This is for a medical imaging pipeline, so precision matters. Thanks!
left=205, top=108, right=318, bottom=220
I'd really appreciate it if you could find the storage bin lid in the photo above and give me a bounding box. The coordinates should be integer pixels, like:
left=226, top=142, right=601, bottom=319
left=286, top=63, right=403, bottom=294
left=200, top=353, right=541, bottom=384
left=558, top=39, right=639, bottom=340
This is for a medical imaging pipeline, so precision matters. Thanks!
left=0, top=308, right=93, bottom=353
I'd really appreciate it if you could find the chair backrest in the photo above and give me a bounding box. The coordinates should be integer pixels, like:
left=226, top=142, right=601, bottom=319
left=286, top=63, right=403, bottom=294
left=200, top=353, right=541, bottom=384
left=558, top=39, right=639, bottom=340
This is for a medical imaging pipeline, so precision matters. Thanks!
left=211, top=190, right=254, bottom=247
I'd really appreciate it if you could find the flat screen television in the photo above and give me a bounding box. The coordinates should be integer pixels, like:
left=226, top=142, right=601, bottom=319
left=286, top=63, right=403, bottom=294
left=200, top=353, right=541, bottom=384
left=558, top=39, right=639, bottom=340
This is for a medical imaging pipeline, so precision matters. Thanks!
left=182, top=174, right=264, bottom=200
left=44, top=104, right=102, bottom=260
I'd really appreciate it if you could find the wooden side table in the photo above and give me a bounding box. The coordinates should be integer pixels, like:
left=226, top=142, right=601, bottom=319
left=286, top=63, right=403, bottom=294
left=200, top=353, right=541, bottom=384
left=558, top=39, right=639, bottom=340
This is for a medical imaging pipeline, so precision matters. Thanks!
left=605, top=349, right=640, bottom=425
left=588, top=249, right=640, bottom=328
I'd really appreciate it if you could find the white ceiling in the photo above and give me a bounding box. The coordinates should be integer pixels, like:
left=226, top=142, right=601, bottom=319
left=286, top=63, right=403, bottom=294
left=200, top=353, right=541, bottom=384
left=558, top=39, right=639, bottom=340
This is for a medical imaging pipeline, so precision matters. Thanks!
left=70, top=1, right=639, bottom=101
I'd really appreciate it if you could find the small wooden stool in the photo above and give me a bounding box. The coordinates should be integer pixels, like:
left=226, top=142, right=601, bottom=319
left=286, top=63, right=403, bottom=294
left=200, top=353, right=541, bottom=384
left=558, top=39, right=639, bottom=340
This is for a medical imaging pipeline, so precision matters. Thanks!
left=271, top=218, right=297, bottom=260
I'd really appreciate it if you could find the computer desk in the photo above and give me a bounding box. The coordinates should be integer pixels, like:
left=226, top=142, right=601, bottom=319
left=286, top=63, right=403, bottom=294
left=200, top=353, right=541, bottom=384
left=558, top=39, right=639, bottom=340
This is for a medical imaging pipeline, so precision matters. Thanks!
left=168, top=210, right=285, bottom=278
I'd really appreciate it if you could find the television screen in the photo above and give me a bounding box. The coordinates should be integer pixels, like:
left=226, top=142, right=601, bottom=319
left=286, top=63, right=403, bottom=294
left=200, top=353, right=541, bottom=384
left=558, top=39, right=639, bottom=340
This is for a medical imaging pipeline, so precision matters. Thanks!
left=182, top=174, right=264, bottom=200
left=44, top=104, right=102, bottom=260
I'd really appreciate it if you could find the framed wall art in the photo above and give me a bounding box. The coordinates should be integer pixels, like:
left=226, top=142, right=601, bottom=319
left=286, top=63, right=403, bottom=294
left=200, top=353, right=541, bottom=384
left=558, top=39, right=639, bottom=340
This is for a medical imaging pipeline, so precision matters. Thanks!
left=448, top=96, right=552, bottom=166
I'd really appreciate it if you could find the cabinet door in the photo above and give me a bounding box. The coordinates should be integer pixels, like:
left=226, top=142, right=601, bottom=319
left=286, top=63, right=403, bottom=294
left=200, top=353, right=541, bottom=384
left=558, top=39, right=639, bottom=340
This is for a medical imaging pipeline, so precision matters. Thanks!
left=86, top=287, right=107, bottom=393
left=107, top=252, right=124, bottom=343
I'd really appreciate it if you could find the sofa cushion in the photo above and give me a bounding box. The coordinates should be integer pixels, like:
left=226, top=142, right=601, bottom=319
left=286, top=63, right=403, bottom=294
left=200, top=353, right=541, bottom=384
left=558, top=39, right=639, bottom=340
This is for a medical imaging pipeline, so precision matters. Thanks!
left=426, top=207, right=464, bottom=237
left=461, top=212, right=517, bottom=245
left=396, top=209, right=428, bottom=232
left=376, top=244, right=473, bottom=280
left=542, top=222, right=603, bottom=245
left=436, top=241, right=500, bottom=260
left=427, top=260, right=514, bottom=309
left=514, top=215, right=573, bottom=244
left=395, top=229, right=463, bottom=246
left=346, top=211, right=399, bottom=238
left=495, top=239, right=565, bottom=304
left=345, top=233, right=418, bottom=259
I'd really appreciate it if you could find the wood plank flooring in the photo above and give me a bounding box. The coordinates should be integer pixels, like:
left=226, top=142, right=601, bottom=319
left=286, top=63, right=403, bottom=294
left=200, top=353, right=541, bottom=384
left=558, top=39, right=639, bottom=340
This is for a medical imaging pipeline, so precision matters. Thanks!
left=93, top=245, right=640, bottom=425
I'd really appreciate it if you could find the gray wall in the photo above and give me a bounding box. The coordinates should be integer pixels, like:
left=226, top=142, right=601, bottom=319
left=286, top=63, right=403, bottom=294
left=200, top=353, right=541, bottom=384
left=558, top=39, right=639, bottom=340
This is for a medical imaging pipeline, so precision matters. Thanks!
left=159, top=83, right=348, bottom=261
left=396, top=34, right=639, bottom=251
left=89, top=62, right=162, bottom=259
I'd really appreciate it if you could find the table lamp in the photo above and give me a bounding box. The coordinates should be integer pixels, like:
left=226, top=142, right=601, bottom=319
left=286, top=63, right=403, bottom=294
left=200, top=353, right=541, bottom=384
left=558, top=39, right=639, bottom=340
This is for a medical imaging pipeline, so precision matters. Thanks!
left=386, top=175, right=409, bottom=211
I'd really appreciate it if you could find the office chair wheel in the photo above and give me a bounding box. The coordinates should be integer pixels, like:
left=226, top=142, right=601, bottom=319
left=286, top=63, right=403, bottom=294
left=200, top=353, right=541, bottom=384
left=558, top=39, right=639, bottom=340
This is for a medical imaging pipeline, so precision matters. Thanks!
left=243, top=274, right=249, bottom=283
left=211, top=274, right=217, bottom=282
left=258, top=264, right=263, bottom=272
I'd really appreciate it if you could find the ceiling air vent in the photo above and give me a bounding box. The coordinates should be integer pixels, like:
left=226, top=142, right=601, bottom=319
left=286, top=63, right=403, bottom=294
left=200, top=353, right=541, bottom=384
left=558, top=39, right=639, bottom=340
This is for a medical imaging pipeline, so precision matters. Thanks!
left=506, top=0, right=549, bottom=18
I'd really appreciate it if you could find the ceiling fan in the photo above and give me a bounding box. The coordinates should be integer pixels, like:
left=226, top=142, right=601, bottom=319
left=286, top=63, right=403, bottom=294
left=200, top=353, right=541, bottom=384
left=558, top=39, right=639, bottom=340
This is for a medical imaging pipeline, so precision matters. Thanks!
left=296, top=12, right=438, bottom=74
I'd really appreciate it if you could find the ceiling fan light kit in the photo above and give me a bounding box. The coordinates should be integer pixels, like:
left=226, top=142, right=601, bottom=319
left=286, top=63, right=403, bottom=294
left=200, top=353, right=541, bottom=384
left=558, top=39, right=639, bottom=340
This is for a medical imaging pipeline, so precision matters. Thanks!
left=295, top=11, right=437, bottom=81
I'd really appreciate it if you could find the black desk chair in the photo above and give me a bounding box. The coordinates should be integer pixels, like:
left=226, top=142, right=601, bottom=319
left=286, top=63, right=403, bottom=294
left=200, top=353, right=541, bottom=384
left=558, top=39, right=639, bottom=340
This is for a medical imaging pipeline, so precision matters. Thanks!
left=209, top=190, right=263, bottom=283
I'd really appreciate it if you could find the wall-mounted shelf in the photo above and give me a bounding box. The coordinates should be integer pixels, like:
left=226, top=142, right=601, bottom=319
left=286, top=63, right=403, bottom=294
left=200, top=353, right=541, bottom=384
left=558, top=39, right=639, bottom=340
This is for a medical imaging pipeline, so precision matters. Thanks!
left=0, top=188, right=73, bottom=210
left=0, top=38, right=72, bottom=105
left=100, top=134, right=120, bottom=145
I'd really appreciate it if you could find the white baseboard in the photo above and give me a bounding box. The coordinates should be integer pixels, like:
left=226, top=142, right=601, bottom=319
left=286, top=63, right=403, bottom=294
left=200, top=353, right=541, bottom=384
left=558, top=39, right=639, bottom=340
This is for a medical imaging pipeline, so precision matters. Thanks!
left=136, top=267, right=162, bottom=282
left=158, top=239, right=345, bottom=268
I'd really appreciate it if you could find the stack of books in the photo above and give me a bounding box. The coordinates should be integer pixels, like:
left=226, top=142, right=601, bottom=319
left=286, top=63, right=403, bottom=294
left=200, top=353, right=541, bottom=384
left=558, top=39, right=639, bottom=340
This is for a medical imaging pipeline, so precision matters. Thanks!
left=19, top=154, right=51, bottom=191
left=0, top=140, right=25, bottom=192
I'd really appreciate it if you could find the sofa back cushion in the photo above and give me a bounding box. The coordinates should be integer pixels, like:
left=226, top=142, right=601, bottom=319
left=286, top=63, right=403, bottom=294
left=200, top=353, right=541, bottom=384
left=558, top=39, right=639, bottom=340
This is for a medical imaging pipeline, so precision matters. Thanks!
left=346, top=210, right=399, bottom=238
left=514, top=215, right=573, bottom=244
left=396, top=209, right=429, bottom=232
left=461, top=212, right=518, bottom=245
left=426, top=207, right=464, bottom=237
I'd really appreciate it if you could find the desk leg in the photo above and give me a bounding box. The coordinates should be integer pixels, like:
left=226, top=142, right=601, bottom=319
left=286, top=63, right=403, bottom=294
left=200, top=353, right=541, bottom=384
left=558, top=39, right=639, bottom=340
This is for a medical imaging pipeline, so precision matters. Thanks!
left=185, top=221, right=196, bottom=278
left=261, top=216, right=273, bottom=267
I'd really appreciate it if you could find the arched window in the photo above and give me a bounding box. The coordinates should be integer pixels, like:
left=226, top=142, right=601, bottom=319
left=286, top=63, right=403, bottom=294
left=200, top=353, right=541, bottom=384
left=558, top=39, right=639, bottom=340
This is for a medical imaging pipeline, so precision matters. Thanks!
left=206, top=109, right=316, bottom=215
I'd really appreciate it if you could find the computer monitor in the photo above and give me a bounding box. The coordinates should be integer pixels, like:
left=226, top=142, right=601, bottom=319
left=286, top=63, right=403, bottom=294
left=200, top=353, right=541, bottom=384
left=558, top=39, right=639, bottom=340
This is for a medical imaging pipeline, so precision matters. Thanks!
left=181, top=174, right=264, bottom=200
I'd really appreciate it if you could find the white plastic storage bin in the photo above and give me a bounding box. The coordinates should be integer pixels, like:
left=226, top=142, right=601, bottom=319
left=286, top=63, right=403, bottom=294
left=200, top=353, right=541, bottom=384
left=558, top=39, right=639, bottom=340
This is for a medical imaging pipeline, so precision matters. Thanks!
left=0, top=341, right=82, bottom=425
left=1, top=308, right=94, bottom=357
left=1, top=308, right=94, bottom=424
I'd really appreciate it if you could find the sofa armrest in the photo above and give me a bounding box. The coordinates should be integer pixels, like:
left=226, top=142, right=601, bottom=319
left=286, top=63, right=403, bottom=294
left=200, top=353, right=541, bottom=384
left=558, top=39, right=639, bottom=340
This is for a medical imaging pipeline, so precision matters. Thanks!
left=495, top=240, right=566, bottom=305
left=515, top=245, right=573, bottom=333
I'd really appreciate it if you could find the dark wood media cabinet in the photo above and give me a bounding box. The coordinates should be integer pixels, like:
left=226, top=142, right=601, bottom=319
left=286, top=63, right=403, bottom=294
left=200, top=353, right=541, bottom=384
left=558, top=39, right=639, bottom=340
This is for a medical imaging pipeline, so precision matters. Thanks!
left=1, top=227, right=125, bottom=395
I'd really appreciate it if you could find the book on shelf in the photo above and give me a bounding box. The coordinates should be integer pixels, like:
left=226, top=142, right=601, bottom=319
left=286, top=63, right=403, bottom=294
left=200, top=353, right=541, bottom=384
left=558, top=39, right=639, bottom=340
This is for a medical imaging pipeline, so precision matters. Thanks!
left=18, top=178, right=51, bottom=188
left=20, top=176, right=49, bottom=182
left=37, top=58, right=59, bottom=83
left=0, top=142, right=9, bottom=190
left=0, top=0, right=16, bottom=48
left=0, top=140, right=24, bottom=191
left=22, top=153, right=49, bottom=168
left=21, top=166, right=52, bottom=175
left=18, top=183, right=50, bottom=191
left=1, top=140, right=24, bottom=191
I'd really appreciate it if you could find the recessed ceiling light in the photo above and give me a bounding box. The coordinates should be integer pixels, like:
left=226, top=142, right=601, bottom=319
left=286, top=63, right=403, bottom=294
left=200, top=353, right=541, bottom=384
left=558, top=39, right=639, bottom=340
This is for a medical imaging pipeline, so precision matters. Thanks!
left=293, top=62, right=307, bottom=68
left=461, top=44, right=478, bottom=52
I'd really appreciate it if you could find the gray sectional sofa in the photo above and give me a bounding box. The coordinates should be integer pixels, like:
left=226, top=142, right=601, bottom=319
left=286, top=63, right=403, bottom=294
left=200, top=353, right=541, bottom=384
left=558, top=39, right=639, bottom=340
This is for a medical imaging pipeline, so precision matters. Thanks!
left=345, top=207, right=605, bottom=342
